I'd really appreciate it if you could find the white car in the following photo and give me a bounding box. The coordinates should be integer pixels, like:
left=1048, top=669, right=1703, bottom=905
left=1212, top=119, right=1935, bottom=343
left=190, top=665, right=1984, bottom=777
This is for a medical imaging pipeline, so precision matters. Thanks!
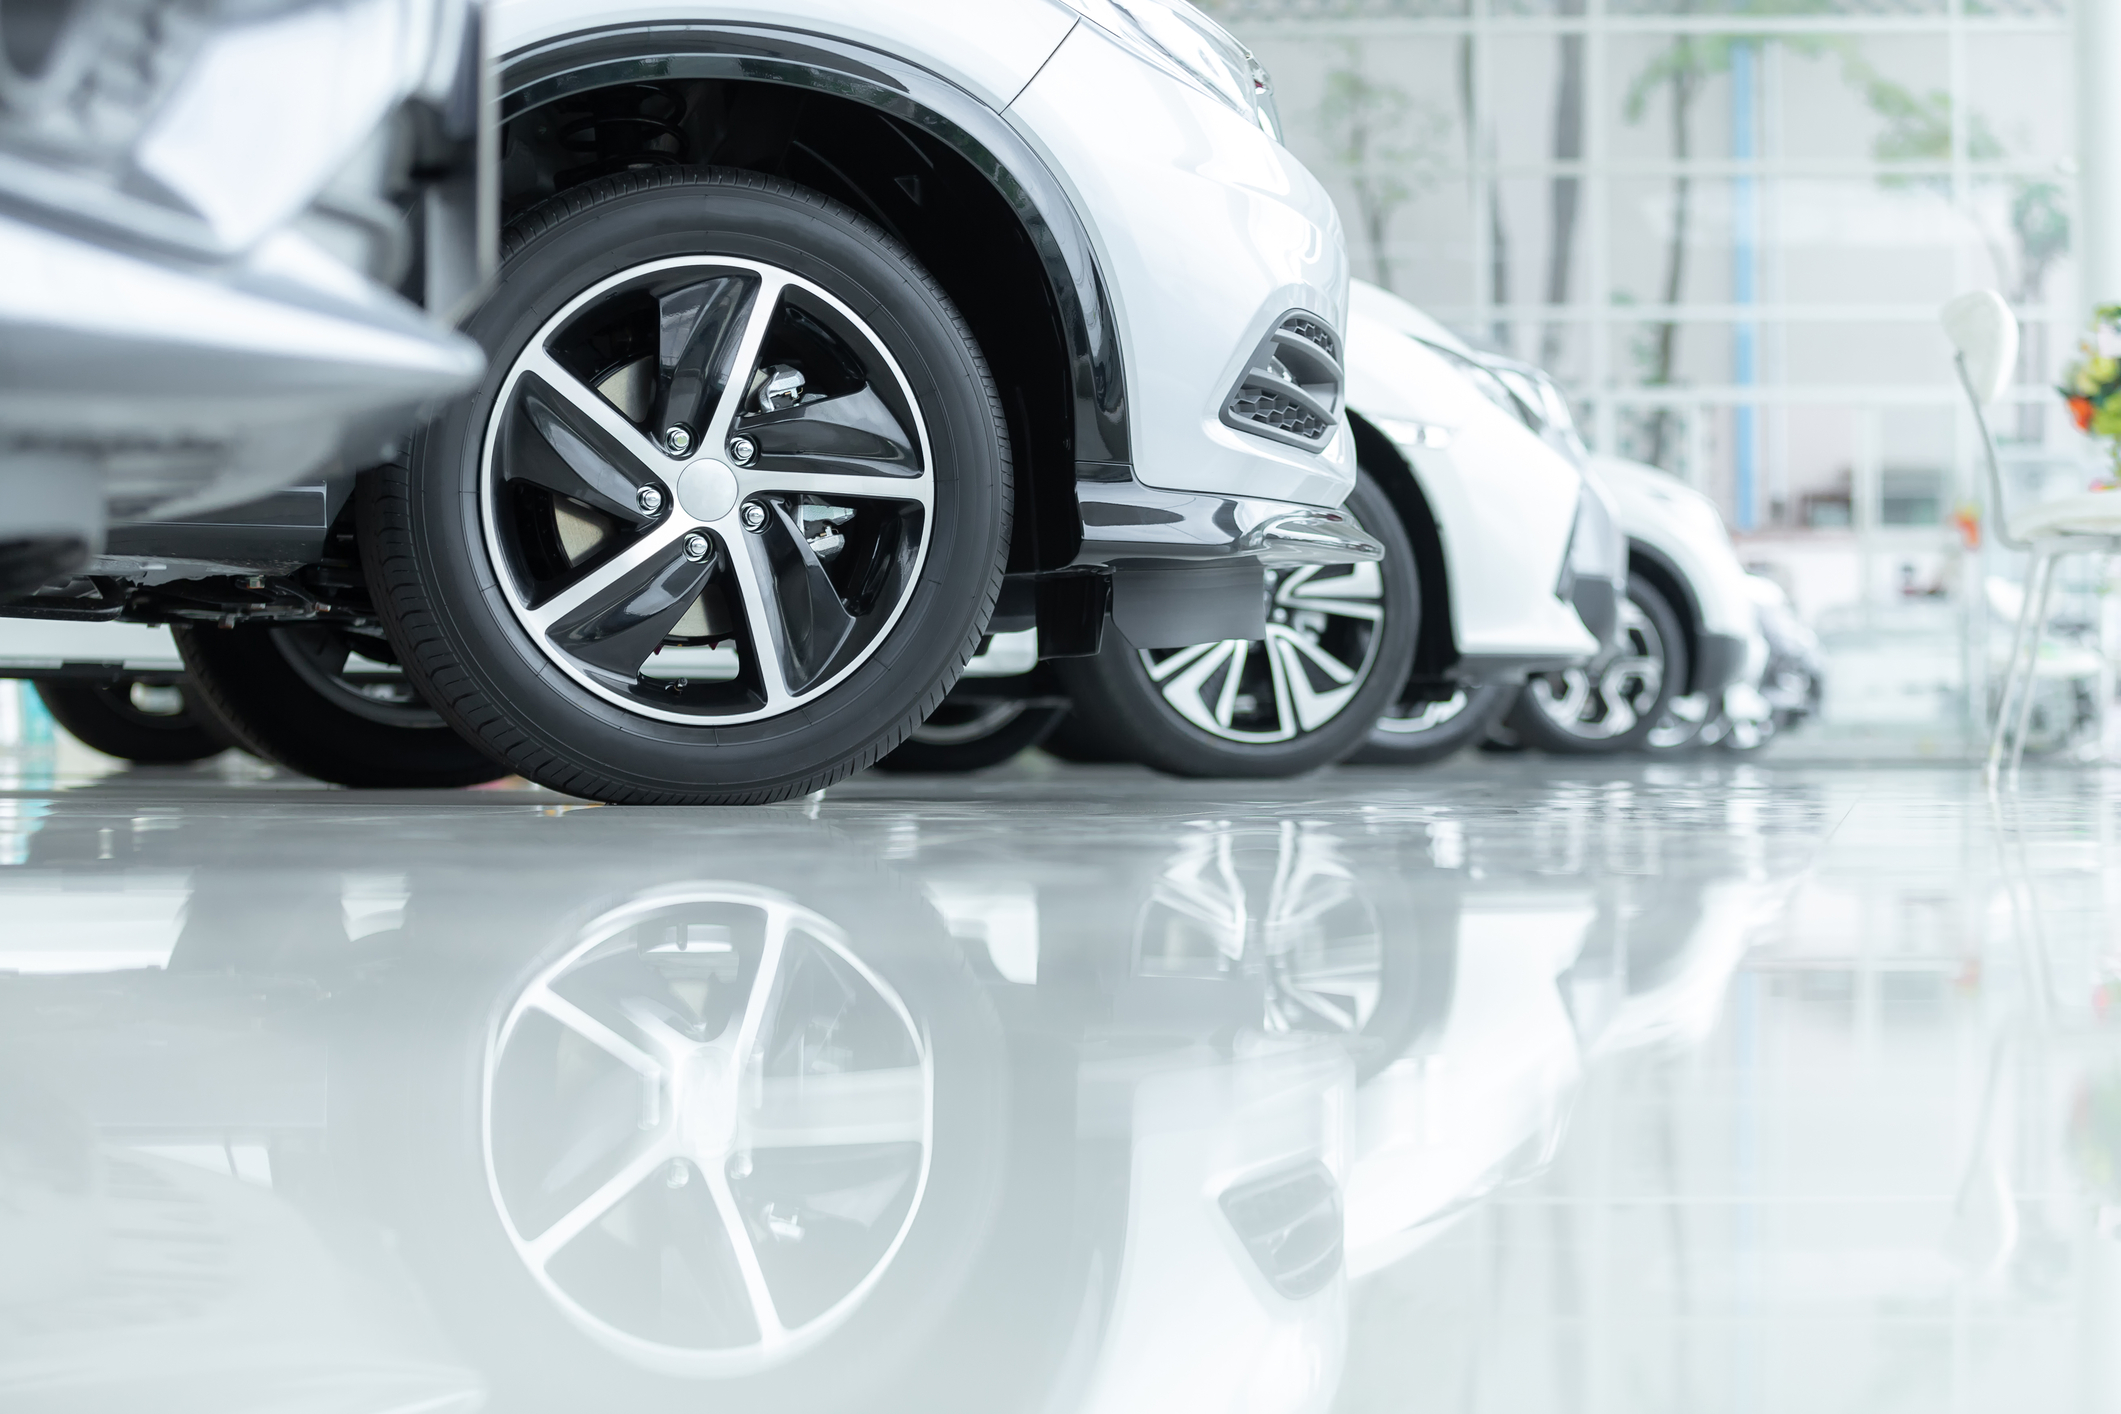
left=1317, top=297, right=1764, bottom=758
left=0, top=0, right=488, bottom=598
left=0, top=0, right=1363, bottom=802
left=879, top=278, right=1612, bottom=776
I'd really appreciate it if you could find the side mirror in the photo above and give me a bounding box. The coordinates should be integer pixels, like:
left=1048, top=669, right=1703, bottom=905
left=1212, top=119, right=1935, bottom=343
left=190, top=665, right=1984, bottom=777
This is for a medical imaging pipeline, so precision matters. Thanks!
left=1941, top=290, right=2019, bottom=407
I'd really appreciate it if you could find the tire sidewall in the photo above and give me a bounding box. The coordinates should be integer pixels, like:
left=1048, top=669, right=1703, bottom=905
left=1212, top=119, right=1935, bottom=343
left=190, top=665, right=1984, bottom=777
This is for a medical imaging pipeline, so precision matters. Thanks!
left=392, top=171, right=1006, bottom=797
left=172, top=623, right=504, bottom=786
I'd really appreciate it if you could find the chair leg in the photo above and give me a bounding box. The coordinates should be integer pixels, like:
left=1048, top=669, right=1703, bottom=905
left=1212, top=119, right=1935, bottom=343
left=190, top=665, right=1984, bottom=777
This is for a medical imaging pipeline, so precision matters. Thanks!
left=2008, top=553, right=2060, bottom=780
left=1987, top=554, right=2048, bottom=781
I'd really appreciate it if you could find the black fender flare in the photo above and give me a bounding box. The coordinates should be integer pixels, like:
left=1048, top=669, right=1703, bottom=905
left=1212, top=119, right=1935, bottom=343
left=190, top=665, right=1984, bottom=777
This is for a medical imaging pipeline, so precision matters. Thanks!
left=498, top=22, right=1129, bottom=477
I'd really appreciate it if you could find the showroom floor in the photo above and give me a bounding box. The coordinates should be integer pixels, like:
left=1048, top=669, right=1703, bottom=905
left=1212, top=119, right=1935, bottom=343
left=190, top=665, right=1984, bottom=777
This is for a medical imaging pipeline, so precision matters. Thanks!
left=3, top=749, right=2119, bottom=1412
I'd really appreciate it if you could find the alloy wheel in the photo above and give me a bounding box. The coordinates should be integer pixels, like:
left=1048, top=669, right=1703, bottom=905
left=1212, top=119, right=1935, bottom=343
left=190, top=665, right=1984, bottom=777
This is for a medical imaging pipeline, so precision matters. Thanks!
left=480, top=257, right=933, bottom=725
left=1137, top=561, right=1386, bottom=744
left=1375, top=688, right=1471, bottom=737
left=1526, top=596, right=1666, bottom=741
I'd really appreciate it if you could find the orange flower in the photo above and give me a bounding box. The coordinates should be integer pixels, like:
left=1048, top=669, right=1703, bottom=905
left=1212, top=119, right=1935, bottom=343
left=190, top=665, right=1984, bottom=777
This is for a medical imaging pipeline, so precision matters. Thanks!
left=2072, top=395, right=2096, bottom=432
left=1951, top=503, right=1981, bottom=550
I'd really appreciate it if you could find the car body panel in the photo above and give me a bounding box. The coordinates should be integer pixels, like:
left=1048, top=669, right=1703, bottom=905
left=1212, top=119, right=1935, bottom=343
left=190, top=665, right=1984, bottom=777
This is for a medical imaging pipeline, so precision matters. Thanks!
left=1591, top=454, right=1759, bottom=644
left=1345, top=305, right=1595, bottom=665
left=1007, top=20, right=1352, bottom=509
left=0, top=0, right=487, bottom=577
left=488, top=0, right=1078, bottom=110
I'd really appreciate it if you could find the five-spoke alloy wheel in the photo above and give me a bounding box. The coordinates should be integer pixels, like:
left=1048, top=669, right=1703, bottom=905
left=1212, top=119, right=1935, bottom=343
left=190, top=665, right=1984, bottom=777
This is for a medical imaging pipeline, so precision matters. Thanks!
left=362, top=170, right=1009, bottom=804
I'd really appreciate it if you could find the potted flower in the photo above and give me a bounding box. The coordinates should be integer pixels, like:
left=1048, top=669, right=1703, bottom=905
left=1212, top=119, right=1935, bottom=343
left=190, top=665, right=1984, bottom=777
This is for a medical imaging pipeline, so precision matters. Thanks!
left=2060, top=305, right=2121, bottom=488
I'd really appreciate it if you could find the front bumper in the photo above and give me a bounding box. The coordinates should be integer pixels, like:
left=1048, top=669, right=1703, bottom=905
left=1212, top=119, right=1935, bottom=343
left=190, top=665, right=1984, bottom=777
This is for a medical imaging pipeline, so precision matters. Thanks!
left=1066, top=471, right=1382, bottom=650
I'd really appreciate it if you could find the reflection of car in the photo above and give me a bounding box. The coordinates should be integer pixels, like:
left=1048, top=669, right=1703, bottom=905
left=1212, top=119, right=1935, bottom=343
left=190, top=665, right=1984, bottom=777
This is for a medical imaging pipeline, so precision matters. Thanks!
left=30, top=1, right=1365, bottom=803
left=0, top=756, right=1804, bottom=1409
left=0, top=0, right=488, bottom=598
left=1344, top=851, right=1776, bottom=1273
left=0, top=803, right=1357, bottom=1413
left=881, top=278, right=1611, bottom=776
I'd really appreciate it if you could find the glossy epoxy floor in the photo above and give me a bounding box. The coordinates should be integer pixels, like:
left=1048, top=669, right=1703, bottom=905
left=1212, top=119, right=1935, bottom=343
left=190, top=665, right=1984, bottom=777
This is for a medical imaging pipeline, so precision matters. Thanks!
left=3, top=752, right=2120, bottom=1413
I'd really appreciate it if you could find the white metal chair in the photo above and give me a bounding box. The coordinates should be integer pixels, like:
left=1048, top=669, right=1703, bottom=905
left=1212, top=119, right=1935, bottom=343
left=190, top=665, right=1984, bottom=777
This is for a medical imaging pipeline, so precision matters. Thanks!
left=1942, top=290, right=2121, bottom=780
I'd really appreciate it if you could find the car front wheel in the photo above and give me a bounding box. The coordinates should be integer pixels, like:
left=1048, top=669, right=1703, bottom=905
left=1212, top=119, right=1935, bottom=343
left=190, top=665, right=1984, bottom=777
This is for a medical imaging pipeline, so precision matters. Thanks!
left=361, top=169, right=1010, bottom=805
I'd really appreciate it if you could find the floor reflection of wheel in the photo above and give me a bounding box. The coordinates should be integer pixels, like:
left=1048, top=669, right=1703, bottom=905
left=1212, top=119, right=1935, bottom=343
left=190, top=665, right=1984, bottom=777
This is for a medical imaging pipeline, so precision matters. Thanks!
left=33, top=679, right=230, bottom=763
left=173, top=622, right=505, bottom=786
left=1055, top=470, right=1416, bottom=778
left=873, top=699, right=1066, bottom=774
left=362, top=170, right=1009, bottom=805
left=486, top=886, right=933, bottom=1377
left=341, top=865, right=1011, bottom=1414
left=1506, top=574, right=1687, bottom=755
left=1347, top=681, right=1513, bottom=767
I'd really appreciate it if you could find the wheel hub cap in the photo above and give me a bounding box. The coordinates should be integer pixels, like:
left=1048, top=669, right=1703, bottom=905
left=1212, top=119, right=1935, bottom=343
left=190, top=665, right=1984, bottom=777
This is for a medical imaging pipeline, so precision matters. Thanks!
left=676, top=458, right=740, bottom=522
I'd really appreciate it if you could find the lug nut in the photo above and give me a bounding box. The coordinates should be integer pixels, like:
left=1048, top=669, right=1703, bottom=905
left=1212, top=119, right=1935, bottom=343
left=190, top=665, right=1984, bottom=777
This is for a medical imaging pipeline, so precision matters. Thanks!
left=663, top=425, right=693, bottom=456
left=740, top=501, right=768, bottom=533
left=683, top=532, right=710, bottom=562
left=664, top=1159, right=691, bottom=1189
left=728, top=435, right=757, bottom=466
left=637, top=485, right=664, bottom=515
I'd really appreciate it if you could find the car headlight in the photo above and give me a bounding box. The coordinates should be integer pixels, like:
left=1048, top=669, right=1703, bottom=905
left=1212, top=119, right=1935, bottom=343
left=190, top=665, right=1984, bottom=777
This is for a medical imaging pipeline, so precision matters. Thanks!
left=1065, top=0, right=1281, bottom=140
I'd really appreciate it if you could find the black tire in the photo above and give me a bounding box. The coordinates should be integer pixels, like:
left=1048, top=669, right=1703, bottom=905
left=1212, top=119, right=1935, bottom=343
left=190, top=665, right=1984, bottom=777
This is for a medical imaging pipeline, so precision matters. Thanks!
left=173, top=622, right=508, bottom=787
left=874, top=700, right=1066, bottom=773
left=361, top=168, right=1010, bottom=805
left=1035, top=706, right=1134, bottom=765
left=1053, top=470, right=1418, bottom=779
left=1347, top=680, right=1514, bottom=767
left=33, top=679, right=230, bottom=763
left=1506, top=573, right=1688, bottom=754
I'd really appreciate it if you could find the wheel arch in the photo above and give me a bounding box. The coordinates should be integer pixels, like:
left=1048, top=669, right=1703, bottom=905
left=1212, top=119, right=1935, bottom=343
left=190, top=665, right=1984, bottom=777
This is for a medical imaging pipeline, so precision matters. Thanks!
left=1626, top=539, right=1704, bottom=692
left=1348, top=410, right=1457, bottom=678
left=497, top=23, right=1127, bottom=574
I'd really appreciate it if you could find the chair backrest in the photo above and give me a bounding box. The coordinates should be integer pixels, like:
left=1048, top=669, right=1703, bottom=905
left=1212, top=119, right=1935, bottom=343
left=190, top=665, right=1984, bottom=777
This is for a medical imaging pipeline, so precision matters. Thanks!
left=1940, top=290, right=2024, bottom=549
left=1942, top=291, right=2018, bottom=406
